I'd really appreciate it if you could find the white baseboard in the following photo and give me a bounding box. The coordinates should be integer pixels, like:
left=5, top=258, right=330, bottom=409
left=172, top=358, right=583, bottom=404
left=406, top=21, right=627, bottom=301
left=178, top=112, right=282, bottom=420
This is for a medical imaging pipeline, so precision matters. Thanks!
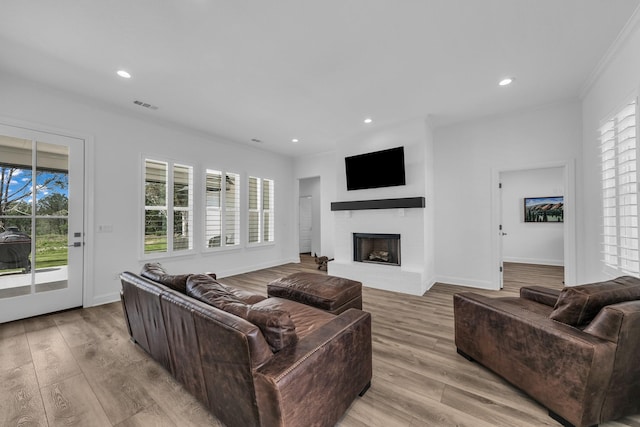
left=89, top=291, right=121, bottom=307
left=434, top=275, right=496, bottom=290
left=503, top=257, right=564, bottom=267
left=423, top=277, right=436, bottom=294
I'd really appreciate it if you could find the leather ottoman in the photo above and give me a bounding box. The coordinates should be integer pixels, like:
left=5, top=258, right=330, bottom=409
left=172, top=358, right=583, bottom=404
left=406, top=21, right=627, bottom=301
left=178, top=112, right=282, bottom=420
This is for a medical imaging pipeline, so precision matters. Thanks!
left=267, top=272, right=362, bottom=315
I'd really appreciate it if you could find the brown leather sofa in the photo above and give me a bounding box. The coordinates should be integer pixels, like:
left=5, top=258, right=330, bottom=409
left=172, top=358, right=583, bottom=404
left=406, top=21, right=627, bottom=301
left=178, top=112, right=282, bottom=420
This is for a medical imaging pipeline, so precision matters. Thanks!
left=120, top=264, right=372, bottom=427
left=454, top=276, right=640, bottom=427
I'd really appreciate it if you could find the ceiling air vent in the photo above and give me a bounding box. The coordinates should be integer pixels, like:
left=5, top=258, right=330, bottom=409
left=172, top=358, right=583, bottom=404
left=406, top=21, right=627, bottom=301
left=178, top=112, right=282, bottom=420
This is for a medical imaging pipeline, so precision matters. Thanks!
left=133, top=100, right=159, bottom=110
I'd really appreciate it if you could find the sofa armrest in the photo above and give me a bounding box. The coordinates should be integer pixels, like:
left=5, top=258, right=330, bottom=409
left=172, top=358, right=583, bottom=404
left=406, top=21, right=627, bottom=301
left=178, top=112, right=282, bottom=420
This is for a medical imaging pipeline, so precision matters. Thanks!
left=583, top=300, right=640, bottom=421
left=519, top=285, right=561, bottom=306
left=454, top=292, right=616, bottom=427
left=254, top=308, right=372, bottom=427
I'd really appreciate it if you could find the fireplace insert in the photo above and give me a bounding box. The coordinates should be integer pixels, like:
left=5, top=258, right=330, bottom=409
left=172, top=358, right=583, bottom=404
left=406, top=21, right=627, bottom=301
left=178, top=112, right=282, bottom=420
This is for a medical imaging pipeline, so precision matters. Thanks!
left=353, top=233, right=400, bottom=266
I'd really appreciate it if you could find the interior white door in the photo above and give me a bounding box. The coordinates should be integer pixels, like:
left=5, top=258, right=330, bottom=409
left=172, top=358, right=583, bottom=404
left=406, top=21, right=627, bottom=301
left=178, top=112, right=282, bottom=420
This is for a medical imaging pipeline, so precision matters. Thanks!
left=498, top=179, right=505, bottom=289
left=0, top=124, right=84, bottom=322
left=299, top=196, right=312, bottom=253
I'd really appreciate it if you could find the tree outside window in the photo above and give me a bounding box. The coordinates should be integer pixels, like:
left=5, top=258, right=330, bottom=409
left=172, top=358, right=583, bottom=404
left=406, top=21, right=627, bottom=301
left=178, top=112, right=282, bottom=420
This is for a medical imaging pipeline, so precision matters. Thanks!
left=1, top=164, right=69, bottom=271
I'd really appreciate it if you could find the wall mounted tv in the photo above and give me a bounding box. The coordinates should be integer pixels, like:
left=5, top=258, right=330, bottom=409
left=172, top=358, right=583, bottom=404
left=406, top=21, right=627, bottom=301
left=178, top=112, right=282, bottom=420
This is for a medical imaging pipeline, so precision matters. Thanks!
left=345, top=146, right=406, bottom=191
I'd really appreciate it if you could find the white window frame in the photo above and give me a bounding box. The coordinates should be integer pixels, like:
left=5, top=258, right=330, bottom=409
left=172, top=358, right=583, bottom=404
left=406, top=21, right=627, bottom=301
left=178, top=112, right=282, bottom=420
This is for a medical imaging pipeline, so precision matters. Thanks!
left=142, top=157, right=194, bottom=258
left=204, top=169, right=240, bottom=250
left=599, top=97, right=639, bottom=277
left=248, top=176, right=275, bottom=246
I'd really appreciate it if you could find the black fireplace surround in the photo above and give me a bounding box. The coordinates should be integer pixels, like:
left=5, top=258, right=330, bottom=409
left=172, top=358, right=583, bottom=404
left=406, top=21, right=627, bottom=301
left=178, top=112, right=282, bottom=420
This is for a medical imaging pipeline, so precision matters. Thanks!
left=353, top=233, right=401, bottom=266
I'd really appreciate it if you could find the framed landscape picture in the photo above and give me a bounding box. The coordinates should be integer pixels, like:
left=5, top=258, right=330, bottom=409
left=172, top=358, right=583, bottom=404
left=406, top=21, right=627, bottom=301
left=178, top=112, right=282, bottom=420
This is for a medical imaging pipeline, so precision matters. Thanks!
left=524, top=196, right=564, bottom=223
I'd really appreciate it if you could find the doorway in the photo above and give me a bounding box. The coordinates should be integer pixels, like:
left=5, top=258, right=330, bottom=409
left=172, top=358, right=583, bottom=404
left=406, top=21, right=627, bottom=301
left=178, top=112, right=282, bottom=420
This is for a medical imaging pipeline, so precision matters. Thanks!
left=0, top=124, right=84, bottom=322
left=492, top=161, right=575, bottom=290
left=299, top=196, right=312, bottom=253
left=298, top=177, right=321, bottom=256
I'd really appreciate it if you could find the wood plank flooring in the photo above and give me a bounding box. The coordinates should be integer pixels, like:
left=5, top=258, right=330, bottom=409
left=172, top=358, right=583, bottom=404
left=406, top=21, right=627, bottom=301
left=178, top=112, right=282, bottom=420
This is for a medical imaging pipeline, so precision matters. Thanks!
left=1, top=258, right=639, bottom=426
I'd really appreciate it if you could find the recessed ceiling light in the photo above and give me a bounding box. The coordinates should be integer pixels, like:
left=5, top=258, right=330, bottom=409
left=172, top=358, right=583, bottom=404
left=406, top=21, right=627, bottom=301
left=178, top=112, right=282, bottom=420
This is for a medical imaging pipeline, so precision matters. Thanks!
left=364, top=118, right=373, bottom=124
left=499, top=77, right=514, bottom=86
left=117, top=70, right=131, bottom=79
left=291, top=138, right=299, bottom=143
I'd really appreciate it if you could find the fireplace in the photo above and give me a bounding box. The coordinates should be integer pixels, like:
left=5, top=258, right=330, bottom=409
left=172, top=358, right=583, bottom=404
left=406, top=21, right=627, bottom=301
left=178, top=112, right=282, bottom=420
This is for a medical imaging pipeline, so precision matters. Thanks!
left=353, top=233, right=401, bottom=266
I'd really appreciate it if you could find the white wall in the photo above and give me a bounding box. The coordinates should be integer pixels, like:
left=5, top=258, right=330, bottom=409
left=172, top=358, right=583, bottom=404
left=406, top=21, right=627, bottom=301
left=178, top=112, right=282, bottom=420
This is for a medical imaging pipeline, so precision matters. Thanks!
left=501, top=167, right=564, bottom=266
left=581, top=14, right=640, bottom=282
left=298, top=177, right=321, bottom=256
left=434, top=101, right=581, bottom=289
left=0, top=71, right=297, bottom=306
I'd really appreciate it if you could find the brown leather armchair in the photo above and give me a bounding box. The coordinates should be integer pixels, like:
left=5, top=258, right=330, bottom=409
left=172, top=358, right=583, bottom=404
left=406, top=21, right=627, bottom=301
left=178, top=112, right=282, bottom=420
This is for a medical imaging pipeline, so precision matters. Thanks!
left=454, top=276, right=640, bottom=427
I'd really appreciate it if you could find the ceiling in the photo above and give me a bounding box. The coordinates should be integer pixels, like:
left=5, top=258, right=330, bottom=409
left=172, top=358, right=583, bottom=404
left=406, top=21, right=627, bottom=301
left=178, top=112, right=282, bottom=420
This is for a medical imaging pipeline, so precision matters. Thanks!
left=1, top=1, right=638, bottom=158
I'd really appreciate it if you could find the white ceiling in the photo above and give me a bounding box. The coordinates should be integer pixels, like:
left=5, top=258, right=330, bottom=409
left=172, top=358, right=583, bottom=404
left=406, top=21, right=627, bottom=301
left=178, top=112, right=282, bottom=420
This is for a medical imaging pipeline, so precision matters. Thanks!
left=1, top=1, right=638, bottom=157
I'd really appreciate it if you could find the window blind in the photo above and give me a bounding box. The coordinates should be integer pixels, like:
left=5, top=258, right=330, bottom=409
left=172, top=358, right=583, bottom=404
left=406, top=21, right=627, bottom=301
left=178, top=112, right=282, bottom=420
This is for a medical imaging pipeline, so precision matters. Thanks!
left=248, top=176, right=274, bottom=244
left=225, top=172, right=240, bottom=246
left=173, top=164, right=193, bottom=252
left=144, top=160, right=168, bottom=254
left=600, top=99, right=639, bottom=276
left=205, top=170, right=222, bottom=247
left=205, top=170, right=240, bottom=248
left=262, top=179, right=274, bottom=243
left=248, top=176, right=260, bottom=243
left=143, top=159, right=193, bottom=255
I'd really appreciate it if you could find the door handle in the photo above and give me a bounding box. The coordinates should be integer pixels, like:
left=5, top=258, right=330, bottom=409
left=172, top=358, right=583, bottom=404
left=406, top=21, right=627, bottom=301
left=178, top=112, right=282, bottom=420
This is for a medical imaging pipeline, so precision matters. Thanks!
left=68, top=242, right=83, bottom=247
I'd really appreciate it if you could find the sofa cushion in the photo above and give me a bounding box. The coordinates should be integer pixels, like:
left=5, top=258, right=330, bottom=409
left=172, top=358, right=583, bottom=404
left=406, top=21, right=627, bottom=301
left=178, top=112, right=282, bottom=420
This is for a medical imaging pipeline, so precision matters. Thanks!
left=253, top=297, right=334, bottom=340
left=222, top=286, right=267, bottom=305
left=187, top=273, right=241, bottom=302
left=550, top=276, right=640, bottom=326
left=246, top=306, right=298, bottom=352
left=140, top=262, right=191, bottom=293
left=187, top=274, right=297, bottom=352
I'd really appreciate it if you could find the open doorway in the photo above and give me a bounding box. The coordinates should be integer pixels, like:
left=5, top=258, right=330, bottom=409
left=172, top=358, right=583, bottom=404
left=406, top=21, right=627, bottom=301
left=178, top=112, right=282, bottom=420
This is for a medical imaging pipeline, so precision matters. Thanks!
left=501, top=167, right=565, bottom=289
left=299, top=196, right=312, bottom=254
left=492, top=161, right=575, bottom=290
left=298, top=177, right=321, bottom=256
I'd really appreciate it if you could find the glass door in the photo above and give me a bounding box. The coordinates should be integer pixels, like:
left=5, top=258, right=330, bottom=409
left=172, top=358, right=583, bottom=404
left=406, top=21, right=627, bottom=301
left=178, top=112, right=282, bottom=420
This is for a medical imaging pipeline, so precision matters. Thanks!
left=0, top=124, right=84, bottom=322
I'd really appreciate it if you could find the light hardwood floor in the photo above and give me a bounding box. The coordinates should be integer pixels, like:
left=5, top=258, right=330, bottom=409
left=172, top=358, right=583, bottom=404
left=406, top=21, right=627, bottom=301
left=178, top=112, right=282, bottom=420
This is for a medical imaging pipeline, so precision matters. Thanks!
left=1, top=258, right=639, bottom=426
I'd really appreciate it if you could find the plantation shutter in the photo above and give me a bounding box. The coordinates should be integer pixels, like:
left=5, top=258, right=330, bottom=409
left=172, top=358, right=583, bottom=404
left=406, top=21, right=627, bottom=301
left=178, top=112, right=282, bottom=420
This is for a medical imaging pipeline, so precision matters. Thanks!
left=262, top=179, right=274, bottom=243
left=205, top=170, right=222, bottom=247
left=225, top=172, right=240, bottom=246
left=248, top=176, right=260, bottom=243
left=600, top=99, right=639, bottom=276
left=172, top=164, right=193, bottom=252
left=143, top=159, right=193, bottom=256
left=144, top=160, right=168, bottom=254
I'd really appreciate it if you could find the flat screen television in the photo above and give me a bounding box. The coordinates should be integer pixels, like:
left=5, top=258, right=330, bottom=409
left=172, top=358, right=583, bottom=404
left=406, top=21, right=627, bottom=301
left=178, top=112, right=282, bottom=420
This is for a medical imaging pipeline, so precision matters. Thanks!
left=345, top=146, right=406, bottom=191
